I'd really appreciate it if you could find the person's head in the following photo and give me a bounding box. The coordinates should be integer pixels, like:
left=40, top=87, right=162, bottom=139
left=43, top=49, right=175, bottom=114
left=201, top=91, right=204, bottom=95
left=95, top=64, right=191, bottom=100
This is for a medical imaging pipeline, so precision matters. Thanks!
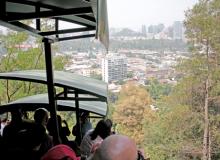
left=47, top=115, right=62, bottom=136
left=34, top=108, right=49, bottom=127
left=90, top=119, right=111, bottom=140
left=105, top=119, right=116, bottom=134
left=11, top=109, right=23, bottom=122
left=105, top=119, right=112, bottom=128
left=91, top=135, right=138, bottom=160
left=18, top=123, right=46, bottom=151
left=41, top=144, right=80, bottom=160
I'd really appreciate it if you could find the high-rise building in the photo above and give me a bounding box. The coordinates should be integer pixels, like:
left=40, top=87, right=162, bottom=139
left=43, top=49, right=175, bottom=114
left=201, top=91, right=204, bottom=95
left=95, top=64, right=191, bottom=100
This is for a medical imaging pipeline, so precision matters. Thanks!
left=102, top=54, right=127, bottom=83
left=141, top=25, right=147, bottom=36
left=148, top=25, right=156, bottom=34
left=167, top=26, right=173, bottom=38
left=148, top=24, right=165, bottom=35
left=157, top=23, right=165, bottom=32
left=173, top=21, right=183, bottom=40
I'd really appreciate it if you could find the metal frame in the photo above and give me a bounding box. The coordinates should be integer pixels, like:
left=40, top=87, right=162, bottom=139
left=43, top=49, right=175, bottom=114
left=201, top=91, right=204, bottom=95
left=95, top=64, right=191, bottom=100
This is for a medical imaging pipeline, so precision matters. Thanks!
left=0, top=93, right=107, bottom=116
left=0, top=0, right=109, bottom=145
left=0, top=71, right=108, bottom=102
left=0, top=0, right=97, bottom=41
left=43, top=38, right=60, bottom=144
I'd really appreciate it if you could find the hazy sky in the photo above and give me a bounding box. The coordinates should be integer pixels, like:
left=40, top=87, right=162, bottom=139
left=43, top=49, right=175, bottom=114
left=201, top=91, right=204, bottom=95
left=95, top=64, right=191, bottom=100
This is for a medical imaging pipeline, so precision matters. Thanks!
left=0, top=0, right=198, bottom=32
left=107, top=0, right=198, bottom=30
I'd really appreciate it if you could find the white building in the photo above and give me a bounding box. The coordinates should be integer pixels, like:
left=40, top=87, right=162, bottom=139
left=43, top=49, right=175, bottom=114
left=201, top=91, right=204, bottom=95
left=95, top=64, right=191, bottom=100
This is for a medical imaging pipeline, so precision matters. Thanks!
left=173, top=21, right=183, bottom=40
left=102, top=54, right=127, bottom=83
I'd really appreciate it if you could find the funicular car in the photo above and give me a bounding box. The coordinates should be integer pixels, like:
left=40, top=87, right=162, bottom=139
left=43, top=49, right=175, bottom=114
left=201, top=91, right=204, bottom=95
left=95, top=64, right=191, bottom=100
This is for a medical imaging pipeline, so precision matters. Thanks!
left=0, top=0, right=109, bottom=159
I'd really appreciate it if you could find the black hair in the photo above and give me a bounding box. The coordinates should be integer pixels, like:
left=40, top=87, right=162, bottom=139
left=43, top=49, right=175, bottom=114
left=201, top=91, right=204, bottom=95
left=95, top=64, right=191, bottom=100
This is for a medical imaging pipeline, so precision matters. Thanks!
left=90, top=119, right=111, bottom=140
left=105, top=119, right=113, bottom=128
left=47, top=115, right=62, bottom=136
left=18, top=123, right=46, bottom=150
left=34, top=108, right=48, bottom=124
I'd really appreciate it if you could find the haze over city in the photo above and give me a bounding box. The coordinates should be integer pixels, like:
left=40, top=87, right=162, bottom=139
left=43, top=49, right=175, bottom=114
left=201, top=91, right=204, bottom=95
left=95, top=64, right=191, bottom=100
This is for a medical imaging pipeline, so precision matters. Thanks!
left=108, top=0, right=198, bottom=30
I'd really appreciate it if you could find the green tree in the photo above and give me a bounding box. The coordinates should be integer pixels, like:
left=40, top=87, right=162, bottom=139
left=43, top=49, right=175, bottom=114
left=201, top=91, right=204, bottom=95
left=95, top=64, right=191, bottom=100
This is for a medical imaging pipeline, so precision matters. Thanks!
left=90, top=73, right=102, bottom=80
left=144, top=101, right=203, bottom=160
left=145, top=78, right=172, bottom=100
left=0, top=25, right=69, bottom=103
left=184, top=0, right=220, bottom=159
left=113, top=82, right=151, bottom=147
left=143, top=1, right=220, bottom=159
left=127, top=71, right=133, bottom=78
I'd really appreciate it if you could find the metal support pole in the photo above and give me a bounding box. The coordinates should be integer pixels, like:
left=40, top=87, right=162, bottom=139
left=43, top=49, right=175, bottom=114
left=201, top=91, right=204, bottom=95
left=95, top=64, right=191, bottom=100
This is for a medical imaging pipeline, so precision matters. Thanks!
left=36, top=6, right=41, bottom=31
left=75, top=90, right=82, bottom=143
left=43, top=38, right=60, bottom=145
left=0, top=0, right=6, bottom=18
left=55, top=18, right=59, bottom=38
left=64, top=87, right=68, bottom=98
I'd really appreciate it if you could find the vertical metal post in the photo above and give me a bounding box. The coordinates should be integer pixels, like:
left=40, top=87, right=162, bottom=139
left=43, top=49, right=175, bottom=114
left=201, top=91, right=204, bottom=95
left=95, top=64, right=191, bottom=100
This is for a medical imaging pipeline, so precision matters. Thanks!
left=64, top=87, right=68, bottom=98
left=36, top=6, right=41, bottom=31
left=75, top=90, right=82, bottom=143
left=55, top=18, right=59, bottom=38
left=43, top=38, right=60, bottom=144
left=0, top=0, right=6, bottom=18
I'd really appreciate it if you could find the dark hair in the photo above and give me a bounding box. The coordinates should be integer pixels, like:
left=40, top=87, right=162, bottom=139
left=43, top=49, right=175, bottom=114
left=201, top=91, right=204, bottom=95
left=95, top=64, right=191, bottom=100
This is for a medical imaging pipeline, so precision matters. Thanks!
left=137, top=150, right=146, bottom=160
left=47, top=115, right=62, bottom=136
left=105, top=119, right=113, bottom=128
left=11, top=109, right=23, bottom=122
left=90, top=119, right=111, bottom=140
left=34, top=108, right=48, bottom=124
left=18, top=123, right=46, bottom=149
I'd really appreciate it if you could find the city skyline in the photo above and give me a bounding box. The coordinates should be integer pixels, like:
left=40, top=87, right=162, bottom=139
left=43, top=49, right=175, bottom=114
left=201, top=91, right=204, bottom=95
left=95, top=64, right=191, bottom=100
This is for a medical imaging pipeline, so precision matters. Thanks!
left=0, top=0, right=199, bottom=32
left=108, top=0, right=198, bottom=30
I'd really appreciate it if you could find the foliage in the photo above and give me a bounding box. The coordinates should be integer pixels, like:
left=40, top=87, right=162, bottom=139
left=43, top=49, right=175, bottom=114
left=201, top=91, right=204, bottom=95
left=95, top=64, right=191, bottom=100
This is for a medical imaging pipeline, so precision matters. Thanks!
left=115, top=80, right=126, bottom=85
left=90, top=73, right=102, bottom=80
left=145, top=78, right=172, bottom=100
left=59, top=38, right=188, bottom=53
left=0, top=29, right=69, bottom=103
left=134, top=1, right=220, bottom=159
left=108, top=91, right=118, bottom=103
left=184, top=0, right=220, bottom=159
left=113, top=82, right=151, bottom=146
left=145, top=102, right=203, bottom=160
left=127, top=71, right=134, bottom=78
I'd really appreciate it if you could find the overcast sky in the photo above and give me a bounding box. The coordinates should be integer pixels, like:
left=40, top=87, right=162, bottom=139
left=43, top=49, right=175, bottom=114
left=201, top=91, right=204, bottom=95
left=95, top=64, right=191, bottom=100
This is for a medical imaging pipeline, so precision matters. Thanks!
left=0, top=0, right=198, bottom=32
left=107, top=0, right=198, bottom=30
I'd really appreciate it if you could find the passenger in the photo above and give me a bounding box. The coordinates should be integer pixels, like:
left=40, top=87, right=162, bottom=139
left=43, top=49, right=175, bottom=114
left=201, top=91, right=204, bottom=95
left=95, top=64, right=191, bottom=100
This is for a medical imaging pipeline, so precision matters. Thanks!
left=19, top=123, right=47, bottom=160
left=22, top=110, right=29, bottom=120
left=47, top=115, right=70, bottom=145
left=0, top=117, right=8, bottom=136
left=88, top=135, right=147, bottom=160
left=3, top=109, right=33, bottom=148
left=41, top=144, right=80, bottom=160
left=4, top=123, right=47, bottom=160
left=80, top=119, right=111, bottom=158
left=34, top=108, right=49, bottom=128
left=105, top=119, right=115, bottom=135
left=72, top=111, right=92, bottom=146
left=34, top=108, right=53, bottom=157
left=62, top=119, right=71, bottom=138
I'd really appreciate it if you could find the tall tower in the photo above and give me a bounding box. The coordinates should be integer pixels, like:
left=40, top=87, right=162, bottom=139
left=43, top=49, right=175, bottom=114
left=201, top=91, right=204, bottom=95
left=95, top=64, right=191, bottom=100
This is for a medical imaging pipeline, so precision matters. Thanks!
left=141, top=25, right=147, bottom=36
left=102, top=54, right=127, bottom=83
left=173, top=21, right=183, bottom=40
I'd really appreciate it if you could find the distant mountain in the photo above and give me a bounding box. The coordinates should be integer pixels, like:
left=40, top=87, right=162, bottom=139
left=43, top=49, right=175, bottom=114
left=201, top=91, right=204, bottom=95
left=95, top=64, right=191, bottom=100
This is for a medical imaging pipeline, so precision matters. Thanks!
left=111, top=28, right=142, bottom=37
